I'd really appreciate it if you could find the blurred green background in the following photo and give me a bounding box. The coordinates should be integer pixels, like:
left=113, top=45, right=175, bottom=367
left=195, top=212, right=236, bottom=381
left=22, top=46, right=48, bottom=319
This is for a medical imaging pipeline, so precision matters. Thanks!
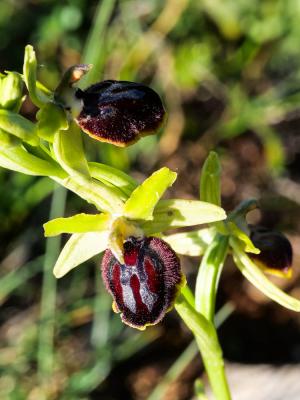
left=1, top=1, right=300, bottom=399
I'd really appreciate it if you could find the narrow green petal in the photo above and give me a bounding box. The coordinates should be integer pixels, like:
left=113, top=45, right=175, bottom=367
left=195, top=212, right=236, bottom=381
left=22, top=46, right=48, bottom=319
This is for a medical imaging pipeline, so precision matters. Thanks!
left=230, top=237, right=300, bottom=312
left=53, top=231, right=108, bottom=278
left=163, top=228, right=214, bottom=256
left=123, top=167, right=177, bottom=220
left=227, top=221, right=260, bottom=254
left=44, top=213, right=111, bottom=237
left=142, top=199, right=226, bottom=234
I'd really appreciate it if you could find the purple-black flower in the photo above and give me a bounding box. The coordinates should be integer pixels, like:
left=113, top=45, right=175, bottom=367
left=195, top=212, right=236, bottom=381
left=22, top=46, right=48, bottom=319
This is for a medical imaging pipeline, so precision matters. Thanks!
left=101, top=236, right=184, bottom=329
left=75, top=80, right=166, bottom=147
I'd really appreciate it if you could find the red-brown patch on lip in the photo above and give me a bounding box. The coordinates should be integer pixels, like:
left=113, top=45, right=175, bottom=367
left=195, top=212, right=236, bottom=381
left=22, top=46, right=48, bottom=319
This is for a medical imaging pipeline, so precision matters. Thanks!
left=249, top=225, right=293, bottom=278
left=75, top=80, right=166, bottom=147
left=101, top=236, right=184, bottom=329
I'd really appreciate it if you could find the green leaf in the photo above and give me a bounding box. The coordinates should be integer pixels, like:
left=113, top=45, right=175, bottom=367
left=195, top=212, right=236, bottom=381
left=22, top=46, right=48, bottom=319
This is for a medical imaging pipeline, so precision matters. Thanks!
left=200, top=151, right=221, bottom=206
left=123, top=167, right=177, bottom=220
left=230, top=237, right=300, bottom=312
left=227, top=221, right=260, bottom=254
left=89, top=161, right=137, bottom=197
left=44, top=213, right=110, bottom=237
left=53, top=125, right=90, bottom=176
left=142, top=199, right=226, bottom=234
left=163, top=228, right=214, bottom=256
left=37, top=103, right=68, bottom=142
left=0, top=140, right=65, bottom=177
left=53, top=231, right=109, bottom=278
left=23, top=45, right=51, bottom=108
left=0, top=109, right=39, bottom=146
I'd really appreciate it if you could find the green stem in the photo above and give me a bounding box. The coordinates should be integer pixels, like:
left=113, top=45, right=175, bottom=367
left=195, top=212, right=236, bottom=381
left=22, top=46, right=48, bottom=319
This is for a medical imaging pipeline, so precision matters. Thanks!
left=175, top=294, right=231, bottom=400
left=37, top=185, right=67, bottom=381
left=147, top=302, right=234, bottom=400
left=52, top=128, right=124, bottom=214
left=192, top=233, right=231, bottom=399
left=195, top=233, right=229, bottom=320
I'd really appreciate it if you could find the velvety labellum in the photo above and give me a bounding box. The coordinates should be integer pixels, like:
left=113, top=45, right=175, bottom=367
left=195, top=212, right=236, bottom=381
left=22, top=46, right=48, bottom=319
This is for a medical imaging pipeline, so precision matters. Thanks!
left=75, top=80, right=165, bottom=147
left=249, top=225, right=293, bottom=277
left=101, top=236, right=184, bottom=329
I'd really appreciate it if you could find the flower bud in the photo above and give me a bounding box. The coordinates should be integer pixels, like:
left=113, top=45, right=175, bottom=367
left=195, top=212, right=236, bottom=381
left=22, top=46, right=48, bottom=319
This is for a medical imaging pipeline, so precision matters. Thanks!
left=74, top=80, right=166, bottom=147
left=249, top=225, right=293, bottom=278
left=101, top=236, right=184, bottom=329
left=0, top=72, right=23, bottom=112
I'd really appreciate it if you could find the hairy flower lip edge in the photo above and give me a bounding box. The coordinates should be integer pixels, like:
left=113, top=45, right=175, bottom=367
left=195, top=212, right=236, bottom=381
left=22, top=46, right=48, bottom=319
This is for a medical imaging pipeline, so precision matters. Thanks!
left=75, top=121, right=167, bottom=148
left=101, top=236, right=186, bottom=330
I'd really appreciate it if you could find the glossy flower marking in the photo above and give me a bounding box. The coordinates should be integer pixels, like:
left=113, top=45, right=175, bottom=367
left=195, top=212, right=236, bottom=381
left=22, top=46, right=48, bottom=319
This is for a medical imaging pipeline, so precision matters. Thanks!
left=75, top=80, right=165, bottom=146
left=249, top=225, right=293, bottom=278
left=101, top=236, right=184, bottom=329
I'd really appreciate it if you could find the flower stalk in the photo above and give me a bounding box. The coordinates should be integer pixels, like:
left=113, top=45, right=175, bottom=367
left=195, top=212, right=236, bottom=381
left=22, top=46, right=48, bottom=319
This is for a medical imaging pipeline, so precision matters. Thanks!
left=175, top=293, right=231, bottom=400
left=193, top=233, right=231, bottom=399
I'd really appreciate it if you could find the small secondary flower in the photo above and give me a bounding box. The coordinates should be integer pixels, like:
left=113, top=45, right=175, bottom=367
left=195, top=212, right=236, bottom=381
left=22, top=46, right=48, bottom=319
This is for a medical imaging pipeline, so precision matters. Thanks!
left=249, top=225, right=293, bottom=278
left=101, top=236, right=184, bottom=329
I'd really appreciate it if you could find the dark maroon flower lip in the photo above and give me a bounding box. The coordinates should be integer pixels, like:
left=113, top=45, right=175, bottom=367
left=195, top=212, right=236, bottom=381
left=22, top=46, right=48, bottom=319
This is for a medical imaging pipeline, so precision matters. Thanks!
left=249, top=225, right=293, bottom=277
left=75, top=80, right=166, bottom=147
left=101, top=236, right=185, bottom=329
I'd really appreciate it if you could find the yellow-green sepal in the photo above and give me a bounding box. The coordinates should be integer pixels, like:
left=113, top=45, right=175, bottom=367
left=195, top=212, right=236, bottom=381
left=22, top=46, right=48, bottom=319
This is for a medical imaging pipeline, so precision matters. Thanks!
left=44, top=213, right=111, bottom=237
left=53, top=231, right=109, bottom=278
left=142, top=199, right=226, bottom=234
left=123, top=167, right=177, bottom=220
